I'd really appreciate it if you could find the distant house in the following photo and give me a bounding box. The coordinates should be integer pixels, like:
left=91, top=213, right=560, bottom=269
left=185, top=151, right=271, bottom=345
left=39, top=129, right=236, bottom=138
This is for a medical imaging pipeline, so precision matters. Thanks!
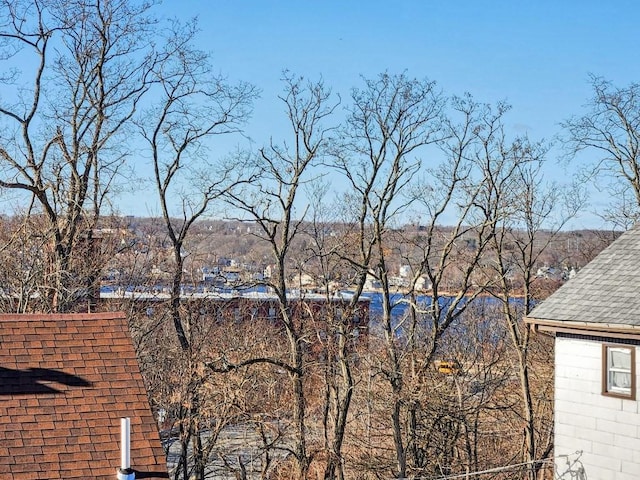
left=364, top=272, right=381, bottom=290
left=217, top=257, right=233, bottom=268
left=264, top=264, right=274, bottom=279
left=201, top=266, right=225, bottom=285
left=291, top=272, right=315, bottom=288
left=221, top=268, right=241, bottom=284
left=535, top=265, right=565, bottom=281
left=526, top=226, right=640, bottom=479
left=399, top=265, right=411, bottom=278
left=415, top=275, right=432, bottom=291
left=0, top=312, right=168, bottom=479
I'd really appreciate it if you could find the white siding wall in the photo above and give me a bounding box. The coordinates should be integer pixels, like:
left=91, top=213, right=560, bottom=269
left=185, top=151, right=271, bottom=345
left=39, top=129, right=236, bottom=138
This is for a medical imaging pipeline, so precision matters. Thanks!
left=555, top=336, right=640, bottom=480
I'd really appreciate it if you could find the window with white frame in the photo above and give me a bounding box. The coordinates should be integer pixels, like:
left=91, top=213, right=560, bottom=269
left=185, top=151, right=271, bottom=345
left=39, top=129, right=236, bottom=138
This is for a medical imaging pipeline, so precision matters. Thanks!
left=603, top=344, right=635, bottom=399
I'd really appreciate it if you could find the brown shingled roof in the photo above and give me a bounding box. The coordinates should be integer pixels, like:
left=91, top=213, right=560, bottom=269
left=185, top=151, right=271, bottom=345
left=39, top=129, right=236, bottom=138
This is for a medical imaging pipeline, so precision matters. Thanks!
left=0, top=313, right=168, bottom=479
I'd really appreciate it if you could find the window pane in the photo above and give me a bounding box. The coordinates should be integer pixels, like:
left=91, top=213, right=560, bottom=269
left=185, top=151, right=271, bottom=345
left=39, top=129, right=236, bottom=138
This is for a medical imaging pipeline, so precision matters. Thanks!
left=606, top=346, right=634, bottom=396
left=610, top=371, right=632, bottom=389
left=611, top=349, right=631, bottom=369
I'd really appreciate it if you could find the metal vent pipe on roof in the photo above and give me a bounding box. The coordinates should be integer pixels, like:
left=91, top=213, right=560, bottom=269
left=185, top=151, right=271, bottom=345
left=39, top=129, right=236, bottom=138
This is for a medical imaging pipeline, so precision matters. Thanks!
left=117, top=417, right=135, bottom=480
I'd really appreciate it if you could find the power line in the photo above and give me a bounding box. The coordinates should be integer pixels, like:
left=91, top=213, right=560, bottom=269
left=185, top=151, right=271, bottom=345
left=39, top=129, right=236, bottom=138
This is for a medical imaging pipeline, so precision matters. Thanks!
left=396, top=456, right=556, bottom=480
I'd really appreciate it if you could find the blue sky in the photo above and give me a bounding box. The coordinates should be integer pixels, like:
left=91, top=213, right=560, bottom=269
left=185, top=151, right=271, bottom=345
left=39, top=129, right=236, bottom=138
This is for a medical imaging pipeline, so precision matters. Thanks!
left=133, top=1, right=640, bottom=227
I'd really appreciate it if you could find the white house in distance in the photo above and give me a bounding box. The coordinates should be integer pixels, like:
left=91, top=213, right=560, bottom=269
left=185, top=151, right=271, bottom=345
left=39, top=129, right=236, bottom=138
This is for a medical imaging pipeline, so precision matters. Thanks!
left=526, top=226, right=640, bottom=480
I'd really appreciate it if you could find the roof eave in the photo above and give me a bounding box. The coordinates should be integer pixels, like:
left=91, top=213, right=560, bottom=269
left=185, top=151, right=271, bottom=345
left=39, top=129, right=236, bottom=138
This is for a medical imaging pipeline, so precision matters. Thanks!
left=525, top=316, right=640, bottom=341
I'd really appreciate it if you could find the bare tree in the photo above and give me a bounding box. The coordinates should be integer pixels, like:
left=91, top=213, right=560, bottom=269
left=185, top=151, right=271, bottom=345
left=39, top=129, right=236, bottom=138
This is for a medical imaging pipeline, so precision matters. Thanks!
left=136, top=20, right=257, bottom=480
left=0, top=0, right=158, bottom=311
left=139, top=19, right=257, bottom=350
left=0, top=213, right=49, bottom=312
left=222, top=72, right=339, bottom=479
left=331, top=72, right=445, bottom=478
left=563, top=74, right=640, bottom=228
left=478, top=123, right=582, bottom=478
left=390, top=95, right=508, bottom=478
left=404, top=298, right=516, bottom=476
left=298, top=182, right=360, bottom=480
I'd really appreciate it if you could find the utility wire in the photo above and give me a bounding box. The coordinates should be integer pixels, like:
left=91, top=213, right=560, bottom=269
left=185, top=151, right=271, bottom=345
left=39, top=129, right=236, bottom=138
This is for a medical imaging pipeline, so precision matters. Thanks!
left=396, top=456, right=556, bottom=480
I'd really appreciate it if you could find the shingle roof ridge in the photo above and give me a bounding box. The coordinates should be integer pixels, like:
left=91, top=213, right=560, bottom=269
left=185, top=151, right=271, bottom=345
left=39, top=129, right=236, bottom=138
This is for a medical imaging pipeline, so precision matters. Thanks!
left=528, top=224, right=640, bottom=326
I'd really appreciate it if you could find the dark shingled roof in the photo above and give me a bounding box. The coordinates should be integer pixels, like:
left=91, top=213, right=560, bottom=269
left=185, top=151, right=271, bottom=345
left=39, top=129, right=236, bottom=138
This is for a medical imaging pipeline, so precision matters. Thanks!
left=527, top=225, right=640, bottom=326
left=0, top=312, right=168, bottom=479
